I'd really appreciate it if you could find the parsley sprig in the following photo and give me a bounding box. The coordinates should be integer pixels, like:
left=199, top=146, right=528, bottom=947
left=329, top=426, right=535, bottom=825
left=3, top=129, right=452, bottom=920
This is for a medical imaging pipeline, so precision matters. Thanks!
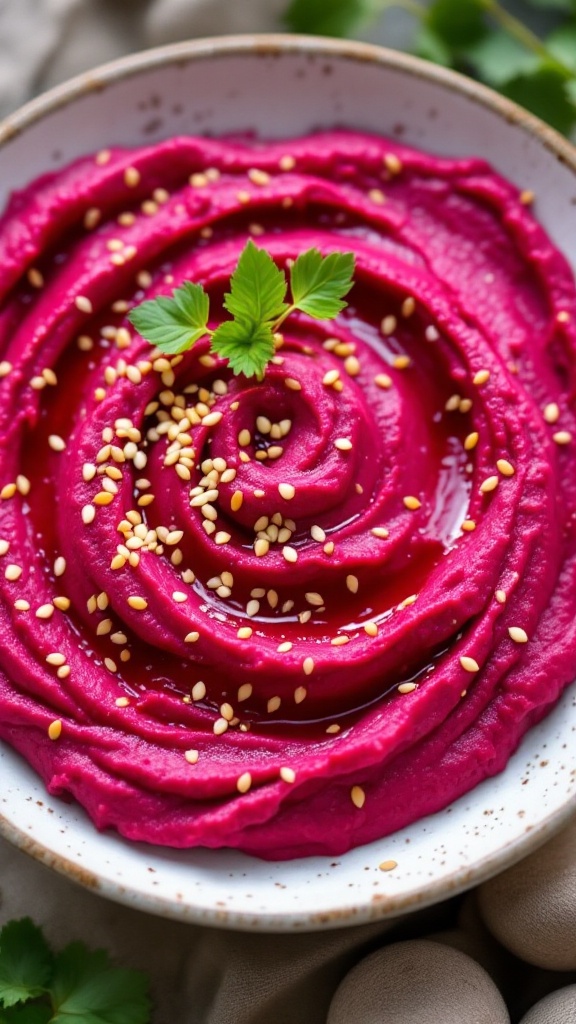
left=128, top=241, right=355, bottom=379
left=0, top=918, right=150, bottom=1024
left=284, top=0, right=576, bottom=137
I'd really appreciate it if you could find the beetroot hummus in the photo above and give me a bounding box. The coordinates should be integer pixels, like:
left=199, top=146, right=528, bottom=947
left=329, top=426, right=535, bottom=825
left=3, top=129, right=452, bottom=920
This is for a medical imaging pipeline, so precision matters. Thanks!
left=0, top=131, right=575, bottom=859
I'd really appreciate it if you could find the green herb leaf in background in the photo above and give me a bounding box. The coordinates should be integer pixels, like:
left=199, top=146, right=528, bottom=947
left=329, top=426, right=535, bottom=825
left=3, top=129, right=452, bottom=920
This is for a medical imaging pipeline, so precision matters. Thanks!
left=284, top=0, right=576, bottom=136
left=0, top=920, right=150, bottom=1024
left=49, top=943, right=149, bottom=1024
left=0, top=920, right=53, bottom=1008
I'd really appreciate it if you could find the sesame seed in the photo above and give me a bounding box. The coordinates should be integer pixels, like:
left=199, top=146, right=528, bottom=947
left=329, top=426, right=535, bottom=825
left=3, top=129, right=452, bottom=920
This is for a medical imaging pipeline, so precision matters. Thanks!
left=277, top=641, right=293, bottom=653
left=283, top=545, right=298, bottom=563
left=54, top=596, right=70, bottom=612
left=403, top=496, right=421, bottom=511
left=311, top=525, right=326, bottom=542
left=495, top=590, right=507, bottom=604
left=331, top=635, right=350, bottom=646
left=237, top=771, right=252, bottom=793
left=351, top=786, right=365, bottom=809
left=460, top=656, right=480, bottom=673
left=461, top=519, right=476, bottom=532
left=124, top=166, right=140, bottom=187
left=246, top=599, right=260, bottom=617
left=497, top=459, right=515, bottom=477
left=5, top=564, right=22, bottom=581
left=238, top=627, right=253, bottom=640
left=379, top=859, right=398, bottom=871
left=254, top=538, right=269, bottom=557
left=294, top=686, right=307, bottom=704
left=81, top=504, right=96, bottom=525
left=380, top=314, right=397, bottom=335
left=110, top=554, right=126, bottom=570
left=94, top=491, right=114, bottom=506
left=543, top=402, right=560, bottom=424
left=75, top=295, right=93, bottom=314
left=480, top=476, right=499, bottom=494
left=303, top=657, right=315, bottom=676
left=96, top=618, right=112, bottom=636
left=280, top=767, right=296, bottom=783
left=398, top=682, right=417, bottom=694
left=57, top=665, right=71, bottom=678
left=115, top=697, right=130, bottom=708
left=557, top=310, right=571, bottom=323
left=0, top=361, right=12, bottom=377
left=267, top=696, right=281, bottom=713
left=172, top=591, right=187, bottom=603
left=192, top=681, right=206, bottom=700
left=464, top=432, right=479, bottom=451
left=334, top=438, right=353, bottom=451
left=213, top=717, right=228, bottom=735
left=323, top=541, right=335, bottom=555
left=285, top=377, right=302, bottom=391
left=305, top=592, right=324, bottom=606
left=553, top=430, right=572, bottom=445
left=509, top=626, right=528, bottom=643
left=278, top=483, right=295, bottom=500
left=473, top=369, right=490, bottom=386
left=27, top=267, right=44, bottom=288
left=48, top=720, right=62, bottom=741
left=185, top=750, right=199, bottom=764
left=184, top=631, right=200, bottom=644
left=393, top=355, right=411, bottom=370
left=371, top=527, right=389, bottom=539
left=459, top=398, right=472, bottom=413
left=364, top=621, right=378, bottom=637
left=0, top=540, right=8, bottom=555
left=14, top=599, right=29, bottom=610
left=0, top=483, right=16, bottom=499
left=346, top=574, right=359, bottom=594
left=46, top=652, right=66, bottom=666
left=323, top=369, right=340, bottom=387
left=49, top=434, right=66, bottom=452
left=326, top=724, right=341, bottom=734
left=36, top=604, right=54, bottom=620
left=220, top=702, right=234, bottom=721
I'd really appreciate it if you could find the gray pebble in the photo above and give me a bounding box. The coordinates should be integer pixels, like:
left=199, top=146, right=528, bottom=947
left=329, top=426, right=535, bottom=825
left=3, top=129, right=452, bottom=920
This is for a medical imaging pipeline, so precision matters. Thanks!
left=518, top=984, right=576, bottom=1023
left=327, top=938, right=509, bottom=1024
left=478, top=817, right=576, bottom=970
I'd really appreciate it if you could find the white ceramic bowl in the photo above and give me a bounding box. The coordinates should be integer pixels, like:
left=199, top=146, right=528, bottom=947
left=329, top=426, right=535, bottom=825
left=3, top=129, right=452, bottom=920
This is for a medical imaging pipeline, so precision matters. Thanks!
left=1, top=34, right=576, bottom=932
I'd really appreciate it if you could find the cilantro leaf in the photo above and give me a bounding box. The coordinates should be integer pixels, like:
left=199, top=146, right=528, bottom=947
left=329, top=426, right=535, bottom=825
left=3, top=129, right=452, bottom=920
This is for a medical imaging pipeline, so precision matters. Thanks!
left=49, top=943, right=150, bottom=1024
left=223, top=240, right=287, bottom=325
left=284, top=0, right=370, bottom=36
left=289, top=249, right=355, bottom=319
left=128, top=281, right=209, bottom=354
left=0, top=920, right=53, bottom=1008
left=211, top=319, right=275, bottom=378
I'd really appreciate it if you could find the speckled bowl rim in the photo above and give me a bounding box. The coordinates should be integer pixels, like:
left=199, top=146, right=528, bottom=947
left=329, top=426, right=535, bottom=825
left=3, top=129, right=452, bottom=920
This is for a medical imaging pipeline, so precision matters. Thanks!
left=0, top=33, right=576, bottom=931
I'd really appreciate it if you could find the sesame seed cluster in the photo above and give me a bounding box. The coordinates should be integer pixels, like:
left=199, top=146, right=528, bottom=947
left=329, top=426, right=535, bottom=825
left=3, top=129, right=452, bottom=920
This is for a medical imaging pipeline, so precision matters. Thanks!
left=0, top=131, right=575, bottom=858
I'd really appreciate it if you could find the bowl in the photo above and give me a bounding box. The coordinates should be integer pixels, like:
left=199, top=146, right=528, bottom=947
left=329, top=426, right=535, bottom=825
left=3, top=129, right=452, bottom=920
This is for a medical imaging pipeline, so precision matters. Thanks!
left=1, top=34, right=576, bottom=932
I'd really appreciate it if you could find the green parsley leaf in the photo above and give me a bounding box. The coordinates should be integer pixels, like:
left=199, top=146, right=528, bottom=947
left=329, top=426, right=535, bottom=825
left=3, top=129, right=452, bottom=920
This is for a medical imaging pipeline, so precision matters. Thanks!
left=223, top=240, right=288, bottom=325
left=128, top=281, right=210, bottom=354
left=289, top=249, right=355, bottom=319
left=49, top=943, right=150, bottom=1024
left=0, top=920, right=53, bottom=1008
left=211, top=319, right=276, bottom=379
left=284, top=0, right=371, bottom=36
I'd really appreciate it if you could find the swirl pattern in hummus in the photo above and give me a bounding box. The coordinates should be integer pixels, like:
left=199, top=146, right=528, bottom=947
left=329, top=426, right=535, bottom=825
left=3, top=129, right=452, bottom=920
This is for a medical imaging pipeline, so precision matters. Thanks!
left=0, top=131, right=575, bottom=859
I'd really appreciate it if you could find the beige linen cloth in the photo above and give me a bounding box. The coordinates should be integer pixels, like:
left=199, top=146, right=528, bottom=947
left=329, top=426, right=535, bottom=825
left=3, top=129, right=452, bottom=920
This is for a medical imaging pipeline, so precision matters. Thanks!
left=1, top=3, right=576, bottom=1022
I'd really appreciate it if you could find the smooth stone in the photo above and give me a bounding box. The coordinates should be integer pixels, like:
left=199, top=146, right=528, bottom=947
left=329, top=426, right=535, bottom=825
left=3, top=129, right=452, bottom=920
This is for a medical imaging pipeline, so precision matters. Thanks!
left=518, top=985, right=576, bottom=1023
left=478, top=816, right=576, bottom=970
left=327, top=938, right=510, bottom=1024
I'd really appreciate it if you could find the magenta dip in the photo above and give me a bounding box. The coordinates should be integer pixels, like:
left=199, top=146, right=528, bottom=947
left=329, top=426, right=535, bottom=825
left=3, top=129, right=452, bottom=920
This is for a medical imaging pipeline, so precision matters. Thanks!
left=0, top=130, right=575, bottom=859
